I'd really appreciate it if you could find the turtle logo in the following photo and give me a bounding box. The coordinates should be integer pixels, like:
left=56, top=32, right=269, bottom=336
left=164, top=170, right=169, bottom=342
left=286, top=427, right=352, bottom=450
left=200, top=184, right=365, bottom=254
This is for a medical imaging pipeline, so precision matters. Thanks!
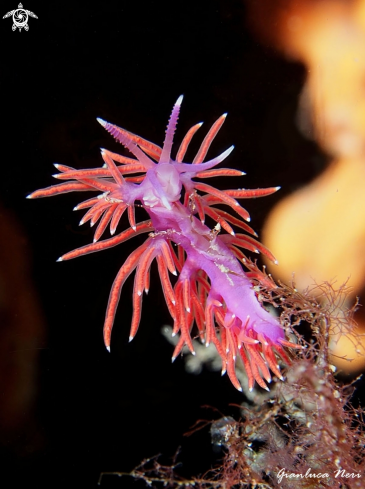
left=3, top=3, right=38, bottom=31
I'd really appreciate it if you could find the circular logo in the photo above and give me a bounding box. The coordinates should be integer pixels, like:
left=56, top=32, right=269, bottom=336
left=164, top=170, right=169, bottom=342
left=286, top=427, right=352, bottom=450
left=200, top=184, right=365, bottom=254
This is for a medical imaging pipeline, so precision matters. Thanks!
left=13, top=8, right=28, bottom=29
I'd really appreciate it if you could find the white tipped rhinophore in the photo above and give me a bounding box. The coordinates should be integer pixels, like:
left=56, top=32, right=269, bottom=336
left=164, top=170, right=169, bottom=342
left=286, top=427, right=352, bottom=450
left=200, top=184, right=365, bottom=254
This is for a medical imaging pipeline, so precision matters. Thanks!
left=176, top=94, right=184, bottom=106
left=160, top=95, right=184, bottom=164
left=97, top=117, right=107, bottom=127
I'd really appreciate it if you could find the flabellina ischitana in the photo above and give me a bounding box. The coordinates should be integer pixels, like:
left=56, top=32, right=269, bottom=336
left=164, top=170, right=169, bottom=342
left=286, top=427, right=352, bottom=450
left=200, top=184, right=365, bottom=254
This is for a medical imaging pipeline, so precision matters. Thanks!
left=28, top=96, right=301, bottom=391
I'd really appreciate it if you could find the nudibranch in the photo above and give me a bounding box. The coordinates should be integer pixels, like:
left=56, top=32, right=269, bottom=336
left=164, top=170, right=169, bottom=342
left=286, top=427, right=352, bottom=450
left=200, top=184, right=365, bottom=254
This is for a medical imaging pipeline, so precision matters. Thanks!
left=28, top=96, right=300, bottom=391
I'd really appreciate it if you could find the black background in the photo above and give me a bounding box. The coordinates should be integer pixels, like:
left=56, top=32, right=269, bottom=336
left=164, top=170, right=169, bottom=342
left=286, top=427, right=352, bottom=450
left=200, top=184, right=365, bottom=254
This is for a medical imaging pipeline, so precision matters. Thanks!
left=1, top=1, right=363, bottom=488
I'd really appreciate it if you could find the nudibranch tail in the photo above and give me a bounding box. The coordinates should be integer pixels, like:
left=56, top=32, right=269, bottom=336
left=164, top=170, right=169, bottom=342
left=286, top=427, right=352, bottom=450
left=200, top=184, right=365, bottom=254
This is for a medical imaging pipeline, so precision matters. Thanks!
left=28, top=97, right=301, bottom=392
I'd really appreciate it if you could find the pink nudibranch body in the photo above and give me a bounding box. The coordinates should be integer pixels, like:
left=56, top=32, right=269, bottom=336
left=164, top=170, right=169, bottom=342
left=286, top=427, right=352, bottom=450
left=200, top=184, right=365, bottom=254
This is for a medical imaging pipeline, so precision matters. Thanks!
left=28, top=95, right=299, bottom=391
